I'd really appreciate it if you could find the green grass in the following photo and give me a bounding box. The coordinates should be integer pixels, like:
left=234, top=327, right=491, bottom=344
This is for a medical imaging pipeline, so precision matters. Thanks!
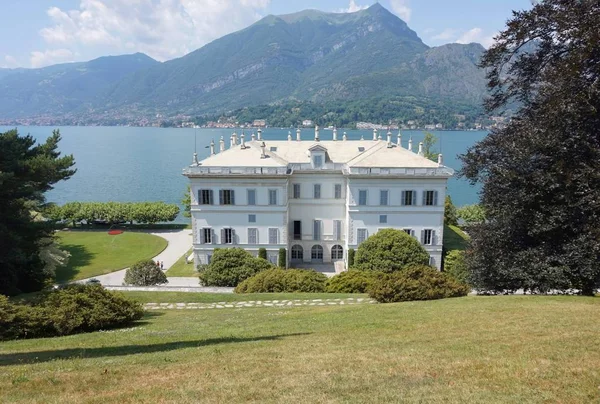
left=120, top=291, right=365, bottom=303
left=1, top=296, right=599, bottom=403
left=444, top=224, right=469, bottom=251
left=55, top=230, right=168, bottom=282
left=165, top=249, right=196, bottom=277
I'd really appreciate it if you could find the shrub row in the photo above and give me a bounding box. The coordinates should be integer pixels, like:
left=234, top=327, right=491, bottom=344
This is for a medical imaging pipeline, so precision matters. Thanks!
left=0, top=284, right=143, bottom=341
left=46, top=201, right=180, bottom=225
left=235, top=268, right=327, bottom=293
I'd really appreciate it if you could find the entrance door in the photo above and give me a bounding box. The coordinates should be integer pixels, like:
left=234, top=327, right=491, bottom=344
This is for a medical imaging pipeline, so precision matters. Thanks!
left=311, top=245, right=323, bottom=263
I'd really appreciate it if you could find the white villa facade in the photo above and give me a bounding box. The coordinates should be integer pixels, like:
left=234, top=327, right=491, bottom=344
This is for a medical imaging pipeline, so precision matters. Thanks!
left=183, top=127, right=454, bottom=271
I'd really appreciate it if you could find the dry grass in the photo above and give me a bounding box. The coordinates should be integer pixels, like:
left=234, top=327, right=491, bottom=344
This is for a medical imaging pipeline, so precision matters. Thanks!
left=1, top=296, right=599, bottom=403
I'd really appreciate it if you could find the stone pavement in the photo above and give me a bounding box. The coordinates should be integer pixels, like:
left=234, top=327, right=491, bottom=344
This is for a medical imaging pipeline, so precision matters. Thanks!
left=144, top=297, right=376, bottom=310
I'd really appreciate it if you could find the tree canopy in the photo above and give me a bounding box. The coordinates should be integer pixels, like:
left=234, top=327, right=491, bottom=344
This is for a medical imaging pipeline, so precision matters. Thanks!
left=354, top=229, right=430, bottom=272
left=460, top=0, right=600, bottom=295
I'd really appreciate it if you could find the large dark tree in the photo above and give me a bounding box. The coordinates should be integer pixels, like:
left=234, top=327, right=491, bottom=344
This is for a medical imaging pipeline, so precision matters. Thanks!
left=0, top=130, right=75, bottom=295
left=460, top=0, right=600, bottom=295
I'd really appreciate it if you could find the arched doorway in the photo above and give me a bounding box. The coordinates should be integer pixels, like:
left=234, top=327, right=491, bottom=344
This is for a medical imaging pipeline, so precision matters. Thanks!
left=311, top=245, right=323, bottom=263
left=291, top=245, right=303, bottom=263
left=331, top=245, right=343, bottom=260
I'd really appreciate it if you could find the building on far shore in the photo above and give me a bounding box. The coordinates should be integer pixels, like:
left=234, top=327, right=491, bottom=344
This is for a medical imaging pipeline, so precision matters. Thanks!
left=183, top=127, right=453, bottom=272
left=302, top=119, right=314, bottom=127
left=252, top=119, right=267, bottom=127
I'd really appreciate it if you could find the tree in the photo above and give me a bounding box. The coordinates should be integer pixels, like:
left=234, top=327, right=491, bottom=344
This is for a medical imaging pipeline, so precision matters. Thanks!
left=456, top=204, right=486, bottom=226
left=124, top=259, right=168, bottom=286
left=460, top=0, right=600, bottom=295
left=258, top=248, right=267, bottom=260
left=0, top=129, right=75, bottom=295
left=444, top=196, right=458, bottom=226
left=354, top=229, right=430, bottom=273
left=443, top=250, right=469, bottom=285
left=422, top=132, right=439, bottom=161
left=198, top=248, right=273, bottom=287
left=182, top=185, right=191, bottom=218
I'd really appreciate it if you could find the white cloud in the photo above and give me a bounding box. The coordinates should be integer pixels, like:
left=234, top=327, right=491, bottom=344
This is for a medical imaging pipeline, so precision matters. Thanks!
left=456, top=27, right=495, bottom=48
left=38, top=0, right=271, bottom=63
left=1, top=55, right=19, bottom=68
left=389, top=0, right=411, bottom=22
left=431, top=28, right=456, bottom=41
left=30, top=48, right=74, bottom=68
left=338, top=0, right=368, bottom=13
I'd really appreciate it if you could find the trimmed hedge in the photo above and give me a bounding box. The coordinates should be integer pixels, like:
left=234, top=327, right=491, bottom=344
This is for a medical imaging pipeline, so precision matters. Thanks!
left=258, top=248, right=267, bottom=260
left=278, top=248, right=286, bottom=268
left=235, top=268, right=327, bottom=293
left=444, top=250, right=470, bottom=285
left=348, top=248, right=355, bottom=267
left=124, top=259, right=168, bottom=286
left=368, top=265, right=470, bottom=303
left=199, top=248, right=274, bottom=287
left=325, top=270, right=383, bottom=293
left=355, top=229, right=430, bottom=272
left=0, top=284, right=143, bottom=340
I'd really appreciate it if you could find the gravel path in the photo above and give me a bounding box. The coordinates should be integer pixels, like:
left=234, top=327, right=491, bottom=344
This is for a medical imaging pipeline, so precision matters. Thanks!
left=144, top=297, right=377, bottom=310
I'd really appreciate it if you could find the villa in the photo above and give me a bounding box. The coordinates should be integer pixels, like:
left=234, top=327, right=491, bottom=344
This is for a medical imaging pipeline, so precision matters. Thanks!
left=183, top=127, right=454, bottom=272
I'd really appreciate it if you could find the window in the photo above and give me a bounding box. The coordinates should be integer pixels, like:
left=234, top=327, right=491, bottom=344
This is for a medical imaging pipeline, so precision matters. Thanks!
left=200, top=228, right=212, bottom=244
left=293, top=220, right=302, bottom=240
left=293, top=184, right=301, bottom=199
left=331, top=245, right=343, bottom=260
left=333, top=220, right=342, bottom=241
left=270, top=146, right=277, bottom=152
left=313, top=220, right=321, bottom=240
left=358, top=190, right=367, bottom=206
left=357, top=228, right=367, bottom=244
left=380, top=190, right=389, bottom=206
left=334, top=184, right=342, bottom=199
left=313, top=155, right=323, bottom=168
left=402, top=190, right=416, bottom=206
left=403, top=228, right=413, bottom=236
left=248, top=214, right=256, bottom=223
left=269, top=189, right=277, bottom=205
left=291, top=245, right=303, bottom=261
left=268, top=254, right=278, bottom=265
left=423, top=190, right=438, bottom=206
left=422, top=229, right=434, bottom=245
left=311, top=245, right=323, bottom=260
left=198, top=189, right=213, bottom=205
left=379, top=215, right=387, bottom=224
left=248, top=228, right=258, bottom=244
left=222, top=228, right=235, bottom=244
left=247, top=189, right=256, bottom=205
left=269, top=228, right=279, bottom=244
left=220, top=189, right=235, bottom=205
left=314, top=184, right=321, bottom=199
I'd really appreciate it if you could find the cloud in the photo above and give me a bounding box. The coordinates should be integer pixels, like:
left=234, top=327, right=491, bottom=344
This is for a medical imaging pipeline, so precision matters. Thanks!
left=2, top=55, right=19, bottom=68
left=38, top=0, right=271, bottom=63
left=431, top=29, right=456, bottom=41
left=30, top=49, right=74, bottom=68
left=456, top=27, right=495, bottom=48
left=338, top=0, right=369, bottom=13
left=389, top=0, right=411, bottom=22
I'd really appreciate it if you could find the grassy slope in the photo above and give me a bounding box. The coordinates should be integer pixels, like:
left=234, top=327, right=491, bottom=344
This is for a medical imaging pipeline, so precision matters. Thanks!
left=121, top=291, right=365, bottom=303
left=55, top=231, right=168, bottom=282
left=1, top=296, right=599, bottom=403
left=443, top=224, right=469, bottom=251
left=165, top=249, right=196, bottom=277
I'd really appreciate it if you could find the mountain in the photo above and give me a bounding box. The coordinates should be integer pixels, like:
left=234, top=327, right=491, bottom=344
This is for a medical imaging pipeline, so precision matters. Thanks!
left=0, top=53, right=158, bottom=118
left=0, top=4, right=488, bottom=123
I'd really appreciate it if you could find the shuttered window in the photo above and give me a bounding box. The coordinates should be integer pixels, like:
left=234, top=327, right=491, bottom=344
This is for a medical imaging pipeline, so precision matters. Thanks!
left=333, top=220, right=342, bottom=241
left=198, top=189, right=213, bottom=205
left=421, top=229, right=435, bottom=245
left=199, top=228, right=212, bottom=244
left=357, top=228, right=367, bottom=244
left=380, top=190, right=389, bottom=206
left=358, top=190, right=367, bottom=205
left=269, top=189, right=277, bottom=205
left=247, top=189, right=256, bottom=205
left=314, top=184, right=321, bottom=199
left=334, top=184, right=342, bottom=199
left=248, top=228, right=258, bottom=244
left=423, top=190, right=438, bottom=206
left=293, top=184, right=301, bottom=199
left=219, top=190, right=235, bottom=205
left=269, top=228, right=279, bottom=244
left=221, top=228, right=235, bottom=244
left=313, top=220, right=321, bottom=240
left=401, top=190, right=416, bottom=206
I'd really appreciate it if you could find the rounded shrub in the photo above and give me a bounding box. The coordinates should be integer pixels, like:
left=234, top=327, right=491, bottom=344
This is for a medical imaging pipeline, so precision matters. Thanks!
left=235, top=268, right=327, bottom=293
left=444, top=250, right=470, bottom=285
left=368, top=265, right=470, bottom=303
left=355, top=228, right=430, bottom=272
left=124, top=259, right=168, bottom=286
left=258, top=248, right=267, bottom=260
left=199, top=248, right=274, bottom=287
left=325, top=270, right=383, bottom=293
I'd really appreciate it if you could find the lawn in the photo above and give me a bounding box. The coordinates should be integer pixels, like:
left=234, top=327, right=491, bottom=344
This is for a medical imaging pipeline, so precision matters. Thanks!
left=1, top=296, right=599, bottom=403
left=444, top=224, right=469, bottom=251
left=165, top=248, right=196, bottom=277
left=121, top=291, right=365, bottom=303
left=55, top=230, right=168, bottom=282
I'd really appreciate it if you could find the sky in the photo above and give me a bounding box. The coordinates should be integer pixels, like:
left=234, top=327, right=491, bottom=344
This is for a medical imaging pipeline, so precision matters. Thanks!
left=0, top=0, right=531, bottom=69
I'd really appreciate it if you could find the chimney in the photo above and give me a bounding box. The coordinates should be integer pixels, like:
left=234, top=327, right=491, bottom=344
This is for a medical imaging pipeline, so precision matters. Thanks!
left=240, top=133, right=246, bottom=149
left=251, top=132, right=256, bottom=141
left=438, top=154, right=443, bottom=166
left=332, top=127, right=337, bottom=141
left=257, top=128, right=262, bottom=141
left=408, top=137, right=413, bottom=152
left=315, top=125, right=320, bottom=142
left=372, top=128, right=377, bottom=141
left=343, top=131, right=347, bottom=141
left=418, top=142, right=424, bottom=156
left=397, top=131, right=402, bottom=148
left=260, top=141, right=266, bottom=159
left=210, top=139, right=215, bottom=155
left=296, top=128, right=301, bottom=141
left=386, top=131, right=392, bottom=148
left=288, top=131, right=292, bottom=141
left=219, top=136, right=225, bottom=153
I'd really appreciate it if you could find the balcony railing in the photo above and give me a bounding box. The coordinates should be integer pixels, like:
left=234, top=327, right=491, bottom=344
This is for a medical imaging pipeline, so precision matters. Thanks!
left=347, top=167, right=454, bottom=176
left=183, top=166, right=288, bottom=176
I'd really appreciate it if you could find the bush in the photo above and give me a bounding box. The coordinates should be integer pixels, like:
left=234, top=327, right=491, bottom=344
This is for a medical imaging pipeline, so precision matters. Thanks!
left=124, top=259, right=168, bottom=286
left=235, top=268, right=327, bottom=293
left=278, top=248, right=286, bottom=268
left=348, top=248, right=355, bottom=267
left=0, top=284, right=143, bottom=340
left=444, top=250, right=470, bottom=285
left=325, top=270, right=383, bottom=293
left=258, top=248, right=267, bottom=260
left=199, top=248, right=274, bottom=287
left=368, top=265, right=470, bottom=303
left=355, top=228, right=430, bottom=273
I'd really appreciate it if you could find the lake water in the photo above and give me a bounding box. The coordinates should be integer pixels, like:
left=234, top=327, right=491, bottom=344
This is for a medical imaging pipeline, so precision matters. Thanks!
left=1, top=126, right=486, bottom=222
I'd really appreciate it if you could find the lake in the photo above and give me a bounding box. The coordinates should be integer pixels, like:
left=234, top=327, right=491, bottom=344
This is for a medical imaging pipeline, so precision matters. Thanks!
left=1, top=126, right=486, bottom=222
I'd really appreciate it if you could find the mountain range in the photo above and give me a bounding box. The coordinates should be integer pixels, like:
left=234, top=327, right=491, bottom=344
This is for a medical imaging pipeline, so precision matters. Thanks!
left=0, top=3, right=488, bottom=124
